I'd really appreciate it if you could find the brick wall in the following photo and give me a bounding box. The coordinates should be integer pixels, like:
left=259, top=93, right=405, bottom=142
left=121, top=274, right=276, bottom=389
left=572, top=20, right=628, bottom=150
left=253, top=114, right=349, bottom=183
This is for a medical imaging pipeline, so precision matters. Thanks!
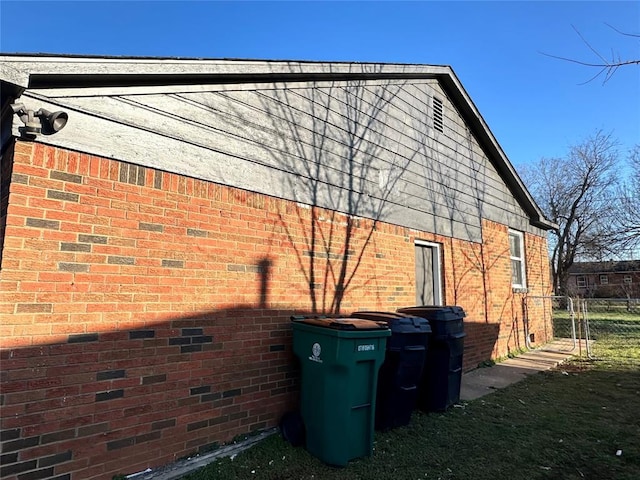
left=442, top=220, right=552, bottom=367
left=522, top=228, right=554, bottom=345
left=568, top=271, right=640, bottom=298
left=0, top=141, right=551, bottom=479
left=1, top=140, right=15, bottom=266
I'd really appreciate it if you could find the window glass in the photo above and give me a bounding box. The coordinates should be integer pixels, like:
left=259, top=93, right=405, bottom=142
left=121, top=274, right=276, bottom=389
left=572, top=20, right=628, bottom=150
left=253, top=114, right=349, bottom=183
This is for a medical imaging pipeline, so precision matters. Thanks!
left=511, top=259, right=523, bottom=285
left=508, top=230, right=526, bottom=289
left=509, top=234, right=520, bottom=257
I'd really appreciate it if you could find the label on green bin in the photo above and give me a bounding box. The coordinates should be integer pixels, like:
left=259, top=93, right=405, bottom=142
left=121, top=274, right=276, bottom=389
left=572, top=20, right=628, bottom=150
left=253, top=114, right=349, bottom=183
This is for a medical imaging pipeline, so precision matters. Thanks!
left=309, top=342, right=323, bottom=363
left=356, top=343, right=376, bottom=352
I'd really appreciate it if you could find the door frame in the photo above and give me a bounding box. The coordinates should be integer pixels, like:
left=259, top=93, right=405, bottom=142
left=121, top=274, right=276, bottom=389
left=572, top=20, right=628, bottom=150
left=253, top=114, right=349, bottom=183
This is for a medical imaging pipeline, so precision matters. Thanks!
left=414, top=240, right=443, bottom=306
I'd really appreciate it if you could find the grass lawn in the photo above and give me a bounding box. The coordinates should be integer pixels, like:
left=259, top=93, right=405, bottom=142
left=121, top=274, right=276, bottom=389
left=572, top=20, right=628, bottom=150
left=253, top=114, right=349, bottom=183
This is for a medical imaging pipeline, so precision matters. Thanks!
left=183, top=334, right=640, bottom=480
left=553, top=303, right=640, bottom=342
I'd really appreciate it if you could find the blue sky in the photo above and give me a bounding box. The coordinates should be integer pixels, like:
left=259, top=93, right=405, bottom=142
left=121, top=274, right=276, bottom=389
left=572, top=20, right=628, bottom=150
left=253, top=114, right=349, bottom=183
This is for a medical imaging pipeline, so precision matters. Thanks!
left=1, top=1, right=638, bottom=170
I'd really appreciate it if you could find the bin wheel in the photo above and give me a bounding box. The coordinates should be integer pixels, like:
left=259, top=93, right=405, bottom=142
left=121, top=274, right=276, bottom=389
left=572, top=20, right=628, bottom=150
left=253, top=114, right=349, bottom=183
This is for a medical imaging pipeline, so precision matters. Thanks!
left=279, top=411, right=305, bottom=447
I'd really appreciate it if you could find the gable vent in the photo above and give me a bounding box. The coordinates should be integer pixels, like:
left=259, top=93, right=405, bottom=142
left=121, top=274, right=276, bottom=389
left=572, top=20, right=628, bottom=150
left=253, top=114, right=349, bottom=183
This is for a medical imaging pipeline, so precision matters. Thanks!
left=433, top=97, right=444, bottom=133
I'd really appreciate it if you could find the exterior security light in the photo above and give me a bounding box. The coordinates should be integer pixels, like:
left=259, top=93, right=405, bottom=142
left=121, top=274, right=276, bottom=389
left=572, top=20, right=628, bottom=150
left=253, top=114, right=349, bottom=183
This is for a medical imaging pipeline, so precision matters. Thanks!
left=11, top=103, right=68, bottom=137
left=36, top=108, right=68, bottom=134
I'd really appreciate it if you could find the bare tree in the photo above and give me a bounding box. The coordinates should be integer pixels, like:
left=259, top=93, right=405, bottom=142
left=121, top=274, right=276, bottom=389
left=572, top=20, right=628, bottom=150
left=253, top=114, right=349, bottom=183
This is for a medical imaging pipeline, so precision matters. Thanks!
left=613, top=145, right=640, bottom=255
left=520, top=130, right=621, bottom=294
left=543, top=24, right=639, bottom=84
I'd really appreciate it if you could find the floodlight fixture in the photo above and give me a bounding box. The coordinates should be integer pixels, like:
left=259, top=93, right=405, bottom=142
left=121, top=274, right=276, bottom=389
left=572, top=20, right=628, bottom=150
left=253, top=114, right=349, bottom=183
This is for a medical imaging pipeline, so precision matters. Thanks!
left=11, top=103, right=68, bottom=137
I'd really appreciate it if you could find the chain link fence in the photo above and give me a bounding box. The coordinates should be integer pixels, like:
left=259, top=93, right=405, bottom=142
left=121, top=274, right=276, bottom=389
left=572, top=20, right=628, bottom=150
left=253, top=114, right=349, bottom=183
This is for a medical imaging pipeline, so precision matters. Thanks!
left=576, top=298, right=640, bottom=365
left=524, top=296, right=639, bottom=365
left=524, top=296, right=577, bottom=352
left=538, top=296, right=640, bottom=364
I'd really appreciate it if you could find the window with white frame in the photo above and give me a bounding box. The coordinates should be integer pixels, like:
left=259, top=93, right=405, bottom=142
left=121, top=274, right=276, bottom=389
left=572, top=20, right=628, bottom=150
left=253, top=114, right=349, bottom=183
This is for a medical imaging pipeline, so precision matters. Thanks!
left=576, top=276, right=586, bottom=288
left=624, top=275, right=632, bottom=284
left=600, top=274, right=609, bottom=285
left=508, top=230, right=526, bottom=289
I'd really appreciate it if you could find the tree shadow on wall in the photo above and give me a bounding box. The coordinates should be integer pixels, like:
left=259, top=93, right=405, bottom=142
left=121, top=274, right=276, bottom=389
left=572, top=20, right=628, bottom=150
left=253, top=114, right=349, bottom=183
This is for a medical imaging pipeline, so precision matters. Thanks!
left=414, top=97, right=530, bottom=358
left=220, top=65, right=436, bottom=314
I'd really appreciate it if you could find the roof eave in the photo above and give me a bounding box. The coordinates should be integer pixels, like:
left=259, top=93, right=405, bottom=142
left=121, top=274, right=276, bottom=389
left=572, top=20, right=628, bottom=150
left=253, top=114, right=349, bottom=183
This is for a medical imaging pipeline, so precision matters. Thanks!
left=1, top=55, right=555, bottom=230
left=437, top=71, right=556, bottom=231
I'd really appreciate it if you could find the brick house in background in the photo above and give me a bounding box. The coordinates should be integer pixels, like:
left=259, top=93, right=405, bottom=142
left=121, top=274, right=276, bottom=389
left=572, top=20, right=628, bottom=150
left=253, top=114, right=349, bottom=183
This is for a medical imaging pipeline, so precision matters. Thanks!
left=567, top=261, right=640, bottom=298
left=0, top=55, right=555, bottom=479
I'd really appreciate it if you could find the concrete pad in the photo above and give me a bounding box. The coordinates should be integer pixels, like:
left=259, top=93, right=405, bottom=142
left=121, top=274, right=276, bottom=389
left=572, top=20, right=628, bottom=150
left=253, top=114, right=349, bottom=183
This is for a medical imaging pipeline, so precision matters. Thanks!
left=135, top=429, right=277, bottom=480
left=460, top=339, right=578, bottom=402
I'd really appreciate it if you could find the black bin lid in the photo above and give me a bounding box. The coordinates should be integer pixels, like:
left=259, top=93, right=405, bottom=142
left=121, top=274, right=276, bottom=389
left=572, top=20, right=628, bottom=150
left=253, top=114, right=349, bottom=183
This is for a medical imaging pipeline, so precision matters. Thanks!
left=351, top=311, right=432, bottom=334
left=397, top=306, right=466, bottom=322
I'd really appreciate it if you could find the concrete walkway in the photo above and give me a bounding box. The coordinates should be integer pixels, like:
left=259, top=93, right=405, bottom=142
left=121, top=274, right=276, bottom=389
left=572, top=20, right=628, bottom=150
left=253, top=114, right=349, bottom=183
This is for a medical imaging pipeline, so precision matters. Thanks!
left=460, top=338, right=581, bottom=401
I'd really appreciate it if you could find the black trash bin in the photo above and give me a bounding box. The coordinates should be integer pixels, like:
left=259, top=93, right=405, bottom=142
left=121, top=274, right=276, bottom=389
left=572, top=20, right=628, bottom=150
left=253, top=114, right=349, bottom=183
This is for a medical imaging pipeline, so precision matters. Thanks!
left=351, top=311, right=431, bottom=430
left=397, top=306, right=466, bottom=412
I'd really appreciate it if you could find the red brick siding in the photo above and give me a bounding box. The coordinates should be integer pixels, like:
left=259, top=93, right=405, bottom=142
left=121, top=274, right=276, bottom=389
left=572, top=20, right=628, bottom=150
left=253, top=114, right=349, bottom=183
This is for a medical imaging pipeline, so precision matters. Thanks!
left=1, top=140, right=16, bottom=266
left=522, top=228, right=554, bottom=345
left=569, top=272, right=640, bottom=298
left=0, top=142, right=552, bottom=479
left=457, top=220, right=553, bottom=363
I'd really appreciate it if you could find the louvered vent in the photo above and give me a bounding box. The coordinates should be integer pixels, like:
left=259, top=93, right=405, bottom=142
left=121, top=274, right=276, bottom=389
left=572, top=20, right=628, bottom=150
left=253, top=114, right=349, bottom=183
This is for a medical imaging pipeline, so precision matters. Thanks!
left=433, top=97, right=444, bottom=133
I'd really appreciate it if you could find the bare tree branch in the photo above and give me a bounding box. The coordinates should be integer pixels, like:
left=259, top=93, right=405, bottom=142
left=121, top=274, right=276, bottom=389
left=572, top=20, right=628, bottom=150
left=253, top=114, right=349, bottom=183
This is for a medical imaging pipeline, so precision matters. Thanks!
left=541, top=23, right=640, bottom=84
left=520, top=130, right=622, bottom=294
left=612, top=145, right=640, bottom=255
left=605, top=22, right=640, bottom=38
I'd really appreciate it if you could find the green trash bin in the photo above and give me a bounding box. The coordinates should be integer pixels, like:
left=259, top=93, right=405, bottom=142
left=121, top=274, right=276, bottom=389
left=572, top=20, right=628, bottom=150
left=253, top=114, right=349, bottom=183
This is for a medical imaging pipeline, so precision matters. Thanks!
left=291, top=316, right=391, bottom=466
